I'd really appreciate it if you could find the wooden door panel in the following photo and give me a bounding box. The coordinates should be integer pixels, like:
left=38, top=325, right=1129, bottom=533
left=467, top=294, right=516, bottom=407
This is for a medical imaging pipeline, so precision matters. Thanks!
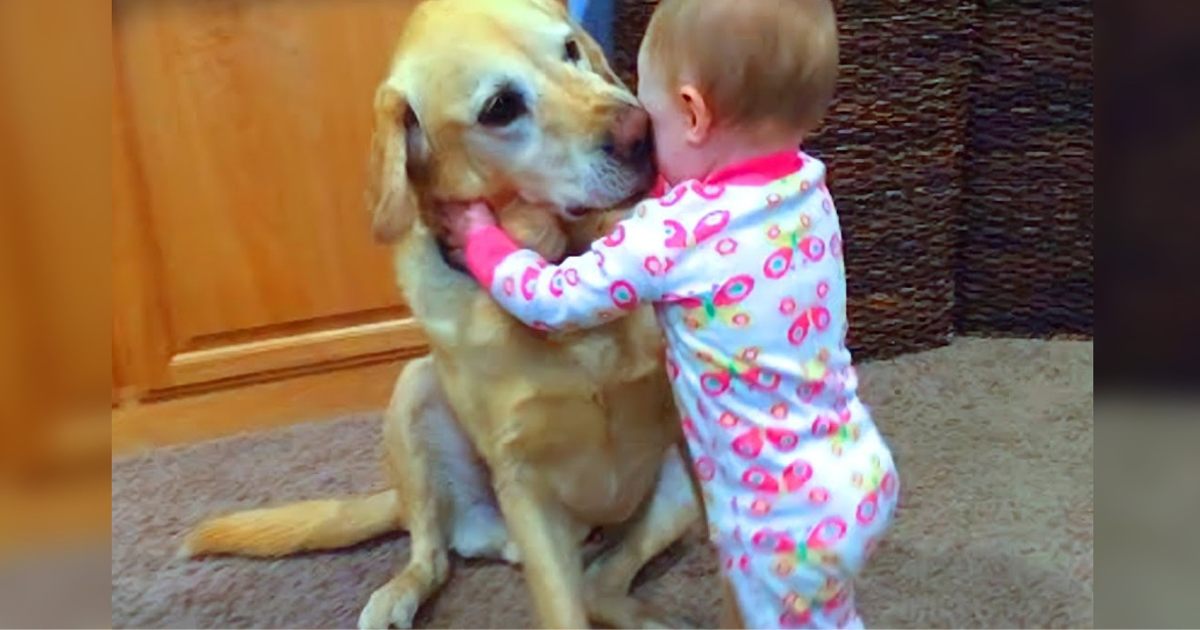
left=0, top=0, right=111, bottom=414
left=113, top=0, right=425, bottom=392
left=0, top=0, right=112, bottom=485
left=113, top=60, right=174, bottom=392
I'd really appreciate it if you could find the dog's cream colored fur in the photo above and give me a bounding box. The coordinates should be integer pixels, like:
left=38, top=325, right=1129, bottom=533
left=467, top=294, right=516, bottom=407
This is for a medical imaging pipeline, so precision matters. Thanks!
left=180, top=1, right=701, bottom=628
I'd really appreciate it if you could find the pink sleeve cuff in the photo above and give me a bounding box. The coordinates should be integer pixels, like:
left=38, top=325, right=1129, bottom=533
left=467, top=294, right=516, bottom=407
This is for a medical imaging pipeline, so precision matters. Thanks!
left=463, top=225, right=522, bottom=289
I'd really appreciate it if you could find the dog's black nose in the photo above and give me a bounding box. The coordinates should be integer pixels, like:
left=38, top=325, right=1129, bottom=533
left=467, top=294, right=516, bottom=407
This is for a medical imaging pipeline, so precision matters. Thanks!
left=602, top=104, right=653, bottom=165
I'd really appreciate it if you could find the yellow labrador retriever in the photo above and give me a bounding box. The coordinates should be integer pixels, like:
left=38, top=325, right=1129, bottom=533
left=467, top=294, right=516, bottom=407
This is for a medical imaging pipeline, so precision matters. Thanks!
left=181, top=0, right=702, bottom=628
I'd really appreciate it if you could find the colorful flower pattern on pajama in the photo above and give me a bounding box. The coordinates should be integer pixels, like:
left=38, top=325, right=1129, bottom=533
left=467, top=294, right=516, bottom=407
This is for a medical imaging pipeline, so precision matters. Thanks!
left=461, top=150, right=899, bottom=629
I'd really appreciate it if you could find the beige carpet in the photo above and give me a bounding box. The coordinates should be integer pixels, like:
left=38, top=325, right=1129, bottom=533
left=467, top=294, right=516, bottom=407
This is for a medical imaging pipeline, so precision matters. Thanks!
left=111, top=337, right=1094, bottom=629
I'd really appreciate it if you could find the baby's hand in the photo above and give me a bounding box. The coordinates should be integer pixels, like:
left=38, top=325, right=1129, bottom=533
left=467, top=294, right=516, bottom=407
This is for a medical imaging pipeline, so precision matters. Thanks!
left=441, top=200, right=497, bottom=251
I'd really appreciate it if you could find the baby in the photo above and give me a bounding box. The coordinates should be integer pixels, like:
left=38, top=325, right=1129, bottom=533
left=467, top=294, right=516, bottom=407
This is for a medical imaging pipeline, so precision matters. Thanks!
left=444, top=0, right=899, bottom=628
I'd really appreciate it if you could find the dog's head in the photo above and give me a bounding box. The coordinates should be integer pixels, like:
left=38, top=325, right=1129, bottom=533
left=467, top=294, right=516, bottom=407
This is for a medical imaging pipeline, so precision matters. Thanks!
left=367, top=0, right=655, bottom=244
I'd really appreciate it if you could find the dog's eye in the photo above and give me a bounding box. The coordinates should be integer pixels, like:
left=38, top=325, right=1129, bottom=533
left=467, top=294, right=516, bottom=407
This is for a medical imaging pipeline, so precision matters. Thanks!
left=564, top=39, right=582, bottom=63
left=478, top=88, right=527, bottom=127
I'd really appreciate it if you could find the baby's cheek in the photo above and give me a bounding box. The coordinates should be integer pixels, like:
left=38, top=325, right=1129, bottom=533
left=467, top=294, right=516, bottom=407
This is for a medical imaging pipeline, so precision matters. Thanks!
left=646, top=120, right=699, bottom=184
left=651, top=138, right=684, bottom=181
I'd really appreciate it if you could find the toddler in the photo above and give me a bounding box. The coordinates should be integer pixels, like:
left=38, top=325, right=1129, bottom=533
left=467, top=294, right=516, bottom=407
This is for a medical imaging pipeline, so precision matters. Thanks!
left=444, top=0, right=899, bottom=627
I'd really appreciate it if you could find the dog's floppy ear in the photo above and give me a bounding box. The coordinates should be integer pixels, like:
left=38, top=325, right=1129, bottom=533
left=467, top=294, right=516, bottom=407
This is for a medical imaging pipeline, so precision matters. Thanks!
left=366, top=84, right=421, bottom=244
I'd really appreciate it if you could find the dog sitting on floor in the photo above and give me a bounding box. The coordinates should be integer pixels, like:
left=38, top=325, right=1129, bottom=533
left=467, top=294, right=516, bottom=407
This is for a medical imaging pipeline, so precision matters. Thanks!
left=180, top=0, right=701, bottom=628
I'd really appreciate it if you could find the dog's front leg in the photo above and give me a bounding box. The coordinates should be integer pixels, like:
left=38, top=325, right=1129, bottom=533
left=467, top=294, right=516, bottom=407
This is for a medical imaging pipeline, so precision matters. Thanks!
left=493, top=472, right=589, bottom=629
left=583, top=445, right=701, bottom=629
left=359, top=357, right=454, bottom=630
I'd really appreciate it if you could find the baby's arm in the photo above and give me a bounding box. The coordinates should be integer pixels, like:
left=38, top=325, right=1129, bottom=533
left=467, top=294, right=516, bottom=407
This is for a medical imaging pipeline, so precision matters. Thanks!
left=462, top=206, right=664, bottom=332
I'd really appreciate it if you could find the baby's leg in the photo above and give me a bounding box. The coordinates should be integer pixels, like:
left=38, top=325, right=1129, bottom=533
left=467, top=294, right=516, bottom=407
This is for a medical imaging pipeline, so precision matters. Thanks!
left=723, top=509, right=893, bottom=628
left=723, top=432, right=900, bottom=628
left=727, top=560, right=862, bottom=630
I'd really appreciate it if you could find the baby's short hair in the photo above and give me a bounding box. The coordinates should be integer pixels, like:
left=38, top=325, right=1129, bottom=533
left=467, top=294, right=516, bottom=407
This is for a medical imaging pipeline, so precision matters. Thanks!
left=642, top=0, right=839, bottom=135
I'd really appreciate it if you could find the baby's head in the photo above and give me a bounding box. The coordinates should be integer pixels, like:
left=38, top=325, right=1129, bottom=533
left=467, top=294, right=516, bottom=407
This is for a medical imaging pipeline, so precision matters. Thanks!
left=636, top=0, right=838, bottom=184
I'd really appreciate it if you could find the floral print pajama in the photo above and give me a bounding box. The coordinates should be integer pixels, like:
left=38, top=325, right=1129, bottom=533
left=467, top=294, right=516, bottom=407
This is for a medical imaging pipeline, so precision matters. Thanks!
left=464, top=150, right=900, bottom=629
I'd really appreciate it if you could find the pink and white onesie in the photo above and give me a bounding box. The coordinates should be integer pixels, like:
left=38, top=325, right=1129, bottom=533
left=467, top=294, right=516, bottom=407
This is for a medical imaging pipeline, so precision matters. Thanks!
left=463, top=150, right=900, bottom=630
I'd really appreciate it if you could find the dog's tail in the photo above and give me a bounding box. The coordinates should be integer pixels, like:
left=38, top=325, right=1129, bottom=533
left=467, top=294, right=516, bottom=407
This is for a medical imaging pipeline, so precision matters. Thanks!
left=178, top=490, right=401, bottom=559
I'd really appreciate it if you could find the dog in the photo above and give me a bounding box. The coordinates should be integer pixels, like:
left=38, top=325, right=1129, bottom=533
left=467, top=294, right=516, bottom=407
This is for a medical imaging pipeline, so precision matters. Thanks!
left=180, top=0, right=702, bottom=628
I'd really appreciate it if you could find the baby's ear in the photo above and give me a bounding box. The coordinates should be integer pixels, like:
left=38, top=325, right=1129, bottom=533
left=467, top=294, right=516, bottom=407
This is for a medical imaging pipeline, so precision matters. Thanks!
left=679, top=85, right=713, bottom=145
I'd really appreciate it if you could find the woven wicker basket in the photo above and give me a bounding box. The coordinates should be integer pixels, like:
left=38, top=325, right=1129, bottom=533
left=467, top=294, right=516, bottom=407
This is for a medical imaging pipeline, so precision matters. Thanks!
left=614, top=0, right=975, bottom=360
left=613, top=0, right=1093, bottom=358
left=957, top=0, right=1094, bottom=338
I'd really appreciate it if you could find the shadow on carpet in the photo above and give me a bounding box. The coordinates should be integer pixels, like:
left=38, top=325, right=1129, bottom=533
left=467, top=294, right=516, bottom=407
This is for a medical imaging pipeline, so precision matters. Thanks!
left=112, top=337, right=1094, bottom=629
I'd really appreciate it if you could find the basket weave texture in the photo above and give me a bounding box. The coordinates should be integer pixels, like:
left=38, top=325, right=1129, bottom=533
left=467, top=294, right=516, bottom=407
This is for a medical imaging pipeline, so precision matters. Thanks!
left=612, top=0, right=1093, bottom=360
left=957, top=0, right=1094, bottom=338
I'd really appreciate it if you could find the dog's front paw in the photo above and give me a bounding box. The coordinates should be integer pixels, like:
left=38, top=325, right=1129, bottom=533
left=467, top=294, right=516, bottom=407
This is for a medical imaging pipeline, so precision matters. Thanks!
left=358, top=587, right=420, bottom=630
